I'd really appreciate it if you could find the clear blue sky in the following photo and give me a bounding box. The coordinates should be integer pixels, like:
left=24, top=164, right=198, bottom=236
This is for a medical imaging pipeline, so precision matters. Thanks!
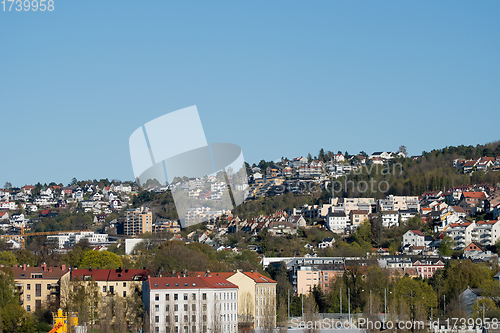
left=1, top=1, right=499, bottom=187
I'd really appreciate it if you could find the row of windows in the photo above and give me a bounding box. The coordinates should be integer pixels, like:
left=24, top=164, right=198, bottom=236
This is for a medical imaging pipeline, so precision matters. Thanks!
left=154, top=325, right=233, bottom=333
left=255, top=287, right=274, bottom=295
left=155, top=313, right=237, bottom=324
left=156, top=293, right=203, bottom=301
left=155, top=292, right=237, bottom=302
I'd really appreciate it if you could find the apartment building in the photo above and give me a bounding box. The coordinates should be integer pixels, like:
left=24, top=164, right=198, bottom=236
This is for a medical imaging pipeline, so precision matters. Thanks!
left=143, top=276, right=239, bottom=333
left=295, top=264, right=344, bottom=295
left=124, top=206, right=153, bottom=235
left=471, top=220, right=500, bottom=247
left=446, top=222, right=476, bottom=249
left=70, top=268, right=150, bottom=300
left=12, top=264, right=70, bottom=312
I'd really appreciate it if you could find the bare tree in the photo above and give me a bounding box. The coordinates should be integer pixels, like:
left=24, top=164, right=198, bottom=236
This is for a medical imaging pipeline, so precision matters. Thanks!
left=114, top=296, right=128, bottom=332
left=302, top=294, right=319, bottom=333
left=240, top=291, right=254, bottom=328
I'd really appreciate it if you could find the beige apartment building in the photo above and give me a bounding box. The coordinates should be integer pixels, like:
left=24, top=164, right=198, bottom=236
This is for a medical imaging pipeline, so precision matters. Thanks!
left=296, top=264, right=344, bottom=295
left=12, top=264, right=71, bottom=312
left=70, top=268, right=150, bottom=300
left=124, top=206, right=153, bottom=235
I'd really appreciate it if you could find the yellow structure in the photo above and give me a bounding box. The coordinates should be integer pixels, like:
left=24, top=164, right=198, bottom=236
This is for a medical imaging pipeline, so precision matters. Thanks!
left=49, top=309, right=78, bottom=333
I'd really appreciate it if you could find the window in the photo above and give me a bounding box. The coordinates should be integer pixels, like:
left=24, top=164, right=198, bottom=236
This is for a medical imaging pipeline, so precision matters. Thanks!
left=175, top=315, right=179, bottom=323
left=155, top=305, right=159, bottom=312
left=174, top=294, right=178, bottom=301
left=155, top=294, right=160, bottom=301
left=166, top=294, right=170, bottom=301
left=183, top=293, right=188, bottom=300
left=27, top=305, right=31, bottom=312
left=110, top=286, right=114, bottom=294
left=47, top=284, right=51, bottom=290
left=202, top=293, right=207, bottom=300
left=192, top=326, right=196, bottom=333
left=184, top=326, right=188, bottom=333
left=123, top=291, right=126, bottom=297
left=155, top=316, right=159, bottom=323
left=183, top=315, right=188, bottom=322
left=35, top=300, right=41, bottom=311
left=35, top=284, right=41, bottom=297
left=184, top=304, right=188, bottom=311
left=166, top=305, right=170, bottom=311
left=175, top=327, right=179, bottom=333
left=103, top=286, right=107, bottom=293
left=202, top=304, right=207, bottom=311
left=203, top=315, right=207, bottom=322
left=192, top=304, right=196, bottom=311
left=155, top=328, right=159, bottom=333
left=174, top=304, right=178, bottom=311
left=27, top=295, right=31, bottom=301
left=166, top=315, right=170, bottom=322
left=123, top=282, right=126, bottom=287
left=192, top=293, right=196, bottom=300
left=27, top=284, right=31, bottom=291
left=192, top=315, right=196, bottom=322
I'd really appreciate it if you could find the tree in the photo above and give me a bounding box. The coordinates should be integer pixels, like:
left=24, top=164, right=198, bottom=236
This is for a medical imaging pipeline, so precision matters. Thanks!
left=398, top=145, right=408, bottom=157
left=3, top=182, right=12, bottom=189
left=80, top=250, right=123, bottom=269
left=439, top=236, right=455, bottom=256
left=0, top=251, right=17, bottom=266
left=471, top=298, right=498, bottom=319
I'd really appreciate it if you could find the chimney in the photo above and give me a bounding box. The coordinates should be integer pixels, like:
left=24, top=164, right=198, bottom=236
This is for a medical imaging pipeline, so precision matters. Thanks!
left=23, top=264, right=27, bottom=271
left=48, top=267, right=52, bottom=272
left=61, top=264, right=66, bottom=271
left=41, top=263, right=47, bottom=271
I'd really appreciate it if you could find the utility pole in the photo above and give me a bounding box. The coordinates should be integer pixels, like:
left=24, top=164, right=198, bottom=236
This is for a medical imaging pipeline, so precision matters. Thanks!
left=384, top=288, right=387, bottom=322
left=340, top=287, right=342, bottom=319
left=370, top=290, right=372, bottom=314
left=288, top=289, right=290, bottom=320
left=301, top=293, right=304, bottom=319
left=444, top=295, right=446, bottom=318
left=348, top=288, right=351, bottom=324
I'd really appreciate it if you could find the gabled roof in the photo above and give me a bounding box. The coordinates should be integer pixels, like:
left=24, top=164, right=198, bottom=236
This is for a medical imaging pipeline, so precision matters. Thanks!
left=71, top=268, right=150, bottom=281
left=242, top=271, right=277, bottom=284
left=463, top=192, right=487, bottom=200
left=12, top=265, right=70, bottom=279
left=409, top=230, right=424, bottom=236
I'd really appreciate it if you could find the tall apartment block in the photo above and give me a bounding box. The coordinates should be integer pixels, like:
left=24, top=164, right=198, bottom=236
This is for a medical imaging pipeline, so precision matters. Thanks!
left=124, top=207, right=153, bottom=235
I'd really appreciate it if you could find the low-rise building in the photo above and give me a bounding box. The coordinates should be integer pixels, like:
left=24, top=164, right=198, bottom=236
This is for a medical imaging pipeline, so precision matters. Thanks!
left=12, top=264, right=70, bottom=312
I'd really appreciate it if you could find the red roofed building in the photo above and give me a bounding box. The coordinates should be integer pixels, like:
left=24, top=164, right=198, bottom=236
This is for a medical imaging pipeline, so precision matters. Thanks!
left=143, top=276, right=239, bottom=333
left=199, top=270, right=277, bottom=329
left=12, top=264, right=70, bottom=312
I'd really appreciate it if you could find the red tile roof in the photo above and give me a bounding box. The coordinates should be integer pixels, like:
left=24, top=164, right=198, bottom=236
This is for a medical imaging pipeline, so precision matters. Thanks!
left=71, top=268, right=150, bottom=281
left=147, top=276, right=238, bottom=290
left=410, top=230, right=424, bottom=236
left=463, top=192, right=487, bottom=200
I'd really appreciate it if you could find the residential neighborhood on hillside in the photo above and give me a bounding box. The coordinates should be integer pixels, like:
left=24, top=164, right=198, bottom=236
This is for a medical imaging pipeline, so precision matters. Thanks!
left=1, top=145, right=500, bottom=332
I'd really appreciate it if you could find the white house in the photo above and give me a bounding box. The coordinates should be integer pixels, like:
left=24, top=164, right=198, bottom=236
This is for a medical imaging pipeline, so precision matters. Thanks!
left=381, top=211, right=399, bottom=228
left=143, top=276, right=239, bottom=333
left=0, top=201, right=16, bottom=210
left=327, top=212, right=348, bottom=232
left=402, top=230, right=425, bottom=247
